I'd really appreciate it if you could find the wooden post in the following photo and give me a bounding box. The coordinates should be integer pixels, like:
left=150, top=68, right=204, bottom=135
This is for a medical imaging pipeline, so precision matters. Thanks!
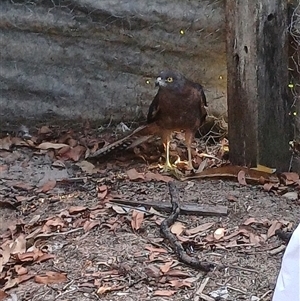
left=289, top=3, right=300, bottom=172
left=226, top=0, right=291, bottom=171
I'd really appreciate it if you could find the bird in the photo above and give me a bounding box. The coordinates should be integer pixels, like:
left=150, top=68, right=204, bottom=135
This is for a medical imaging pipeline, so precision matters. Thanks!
left=146, top=70, right=207, bottom=171
left=89, top=70, right=207, bottom=171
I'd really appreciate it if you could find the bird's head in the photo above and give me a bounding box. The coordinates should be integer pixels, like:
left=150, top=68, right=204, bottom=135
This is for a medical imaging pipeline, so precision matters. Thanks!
left=155, top=70, right=185, bottom=91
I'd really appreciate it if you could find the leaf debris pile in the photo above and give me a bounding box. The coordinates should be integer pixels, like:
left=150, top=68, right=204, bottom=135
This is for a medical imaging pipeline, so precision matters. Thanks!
left=0, top=123, right=299, bottom=300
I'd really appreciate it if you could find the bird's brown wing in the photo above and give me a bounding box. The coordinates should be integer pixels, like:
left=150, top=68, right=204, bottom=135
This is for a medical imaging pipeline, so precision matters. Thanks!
left=192, top=83, right=207, bottom=107
left=192, top=83, right=207, bottom=125
left=147, top=93, right=160, bottom=123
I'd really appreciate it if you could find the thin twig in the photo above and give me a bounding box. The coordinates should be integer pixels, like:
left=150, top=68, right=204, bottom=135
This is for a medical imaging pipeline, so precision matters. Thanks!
left=194, top=277, right=210, bottom=301
left=260, top=290, right=273, bottom=300
left=34, top=227, right=83, bottom=239
left=268, top=245, right=286, bottom=255
left=218, top=264, right=258, bottom=273
left=226, top=285, right=247, bottom=294
left=54, top=288, right=77, bottom=300
left=62, top=280, right=75, bottom=291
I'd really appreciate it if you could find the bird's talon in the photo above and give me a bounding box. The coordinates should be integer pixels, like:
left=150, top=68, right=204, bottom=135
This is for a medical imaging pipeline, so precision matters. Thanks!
left=157, top=162, right=184, bottom=178
left=159, top=163, right=176, bottom=173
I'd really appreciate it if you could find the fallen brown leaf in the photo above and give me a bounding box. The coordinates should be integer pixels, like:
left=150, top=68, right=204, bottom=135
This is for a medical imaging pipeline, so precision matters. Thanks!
left=59, top=145, right=86, bottom=161
left=2, top=277, right=18, bottom=291
left=0, top=165, right=8, bottom=172
left=37, top=253, right=55, bottom=263
left=37, top=142, right=69, bottom=150
left=111, top=205, right=128, bottom=214
left=144, top=171, right=173, bottom=183
left=249, top=232, right=263, bottom=245
left=11, top=234, right=27, bottom=254
left=95, top=281, right=125, bottom=295
left=267, top=221, right=282, bottom=238
left=281, top=172, right=299, bottom=184
left=17, top=273, right=35, bottom=284
left=38, top=180, right=56, bottom=193
left=126, top=168, right=145, bottom=181
left=0, top=245, right=11, bottom=273
left=68, top=206, right=87, bottom=215
left=73, top=217, right=85, bottom=228
left=0, top=137, right=12, bottom=151
left=97, top=285, right=113, bottom=295
left=237, top=170, right=247, bottom=185
left=227, top=194, right=238, bottom=202
left=78, top=282, right=96, bottom=289
left=0, top=290, right=8, bottom=300
left=25, top=227, right=42, bottom=240
left=11, top=137, right=31, bottom=147
left=243, top=217, right=270, bottom=226
left=243, top=217, right=259, bottom=225
left=196, top=158, right=208, bottom=173
left=97, top=185, right=108, bottom=200
left=144, top=265, right=162, bottom=278
left=169, top=278, right=194, bottom=288
left=185, top=222, right=214, bottom=236
left=165, top=269, right=190, bottom=277
left=14, top=265, right=28, bottom=276
left=83, top=220, right=100, bottom=232
left=75, top=160, right=96, bottom=174
left=16, top=249, right=44, bottom=262
left=52, top=160, right=66, bottom=168
left=170, top=222, right=185, bottom=235
left=35, top=271, right=67, bottom=284
left=153, top=290, right=176, bottom=297
left=263, top=182, right=276, bottom=192
left=203, top=234, right=215, bottom=242
left=44, top=217, right=65, bottom=229
left=222, top=229, right=246, bottom=241
left=12, top=182, right=34, bottom=191
left=225, top=240, right=239, bottom=248
left=131, top=210, right=144, bottom=230
left=66, top=138, right=78, bottom=147
left=159, top=261, right=173, bottom=274
left=38, top=125, right=53, bottom=135
left=15, top=195, right=30, bottom=202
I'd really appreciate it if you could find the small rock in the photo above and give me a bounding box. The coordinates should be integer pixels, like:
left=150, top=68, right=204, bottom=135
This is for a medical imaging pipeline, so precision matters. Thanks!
left=282, top=191, right=298, bottom=201
left=209, top=286, right=229, bottom=299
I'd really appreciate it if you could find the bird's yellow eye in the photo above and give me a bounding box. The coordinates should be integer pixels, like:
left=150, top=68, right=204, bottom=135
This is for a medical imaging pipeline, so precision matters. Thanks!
left=166, top=77, right=173, bottom=83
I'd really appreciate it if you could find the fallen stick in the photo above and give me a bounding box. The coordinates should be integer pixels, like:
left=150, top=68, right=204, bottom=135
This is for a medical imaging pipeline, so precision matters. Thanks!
left=160, top=182, right=214, bottom=272
left=181, top=165, right=279, bottom=184
left=109, top=198, right=228, bottom=217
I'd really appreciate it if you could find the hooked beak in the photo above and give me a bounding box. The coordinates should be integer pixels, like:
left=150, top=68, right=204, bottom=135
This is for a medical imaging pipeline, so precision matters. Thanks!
left=155, top=77, right=165, bottom=87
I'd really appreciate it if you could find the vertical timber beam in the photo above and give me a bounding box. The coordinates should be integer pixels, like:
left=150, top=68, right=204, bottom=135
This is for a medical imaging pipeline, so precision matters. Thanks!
left=289, top=2, right=300, bottom=172
left=226, top=0, right=291, bottom=171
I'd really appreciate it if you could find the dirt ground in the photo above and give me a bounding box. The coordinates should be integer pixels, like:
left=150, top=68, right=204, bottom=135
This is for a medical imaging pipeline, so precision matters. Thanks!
left=0, top=126, right=299, bottom=301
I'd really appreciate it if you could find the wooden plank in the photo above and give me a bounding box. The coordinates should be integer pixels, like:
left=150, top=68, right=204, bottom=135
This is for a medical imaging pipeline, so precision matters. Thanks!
left=109, top=199, right=228, bottom=216
left=226, top=0, right=291, bottom=171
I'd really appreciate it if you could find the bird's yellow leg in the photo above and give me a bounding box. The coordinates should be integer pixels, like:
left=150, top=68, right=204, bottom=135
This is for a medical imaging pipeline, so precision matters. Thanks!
left=185, top=131, right=194, bottom=170
left=158, top=131, right=176, bottom=171
left=162, top=136, right=174, bottom=171
left=187, top=145, right=193, bottom=170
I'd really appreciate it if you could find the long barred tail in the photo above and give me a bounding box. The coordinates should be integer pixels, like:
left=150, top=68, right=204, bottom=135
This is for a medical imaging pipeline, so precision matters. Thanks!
left=87, top=123, right=159, bottom=158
